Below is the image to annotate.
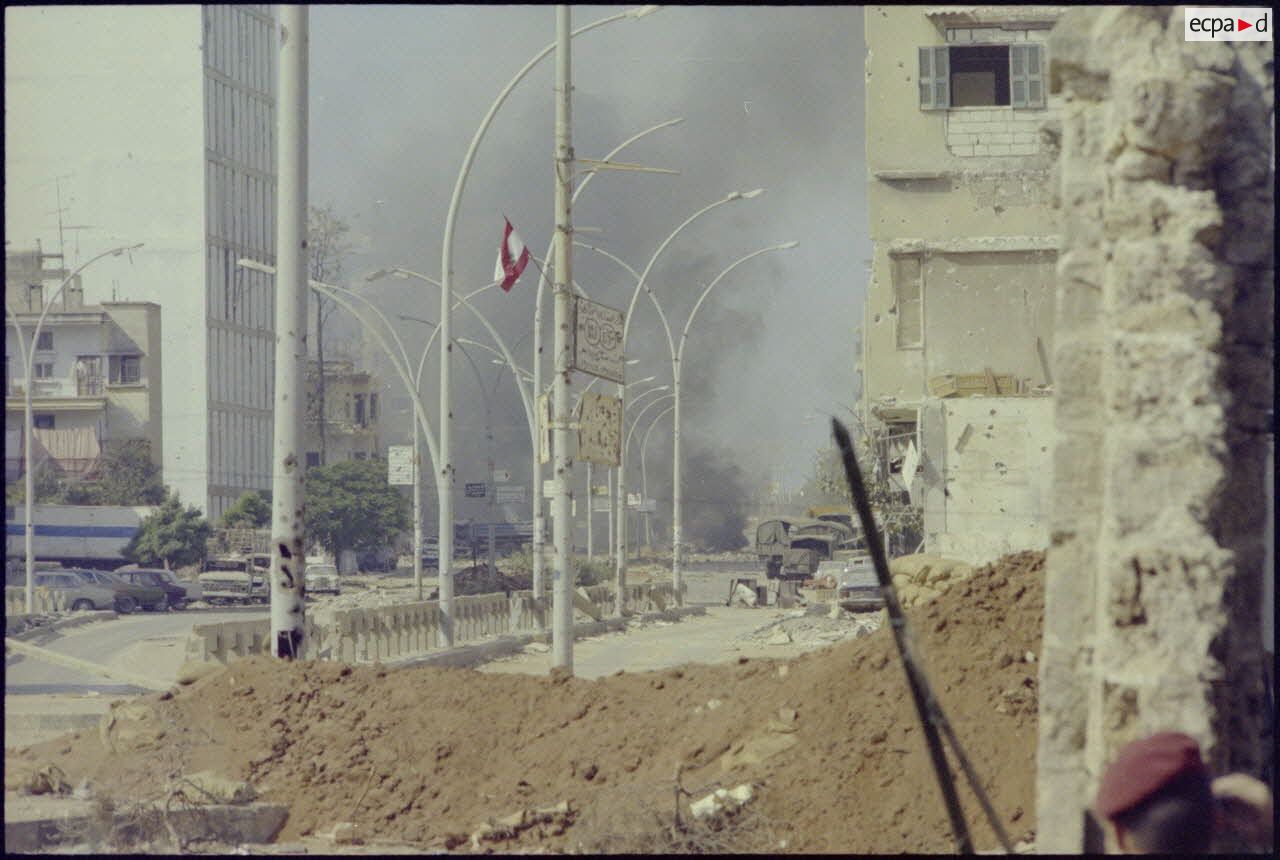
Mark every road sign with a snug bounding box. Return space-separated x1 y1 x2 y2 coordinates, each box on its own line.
636 499 657 513
542 479 563 499
387 445 415 485
465 482 487 498
571 295 625 383
577 392 622 466
590 484 610 496
496 485 525 504
493 469 513 483
626 492 642 508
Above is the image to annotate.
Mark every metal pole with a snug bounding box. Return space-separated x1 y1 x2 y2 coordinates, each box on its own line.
551 4 575 672
607 467 615 560
269 4 308 659
412 417 423 601
586 461 594 560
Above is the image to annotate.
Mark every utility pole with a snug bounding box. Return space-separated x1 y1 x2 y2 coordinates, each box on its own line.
551 4 575 672
269 4 308 659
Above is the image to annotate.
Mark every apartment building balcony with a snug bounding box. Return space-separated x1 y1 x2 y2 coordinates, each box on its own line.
6 376 108 413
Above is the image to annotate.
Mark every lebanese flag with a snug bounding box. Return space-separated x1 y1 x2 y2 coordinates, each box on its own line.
494 218 530 292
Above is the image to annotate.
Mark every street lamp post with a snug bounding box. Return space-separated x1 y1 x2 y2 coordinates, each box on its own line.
610 190 764 610
671 243 798 589
438 5 659 653
623 392 675 553
529 115 681 601
639 404 675 548
400 317 495 602
7 242 143 613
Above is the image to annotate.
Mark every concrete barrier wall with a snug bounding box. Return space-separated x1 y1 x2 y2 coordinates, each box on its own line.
5 586 68 616
184 581 679 668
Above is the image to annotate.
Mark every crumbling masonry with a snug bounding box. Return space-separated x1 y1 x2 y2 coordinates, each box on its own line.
1035 7 1273 853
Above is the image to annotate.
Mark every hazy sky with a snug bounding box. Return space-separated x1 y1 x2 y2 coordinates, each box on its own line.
308 5 869 500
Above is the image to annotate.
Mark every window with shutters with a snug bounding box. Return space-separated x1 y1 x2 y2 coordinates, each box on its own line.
892 254 924 349
919 42 1044 110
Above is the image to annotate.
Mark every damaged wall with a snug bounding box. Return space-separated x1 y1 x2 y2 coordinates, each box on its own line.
1035 7 1273 852
919 395 1054 564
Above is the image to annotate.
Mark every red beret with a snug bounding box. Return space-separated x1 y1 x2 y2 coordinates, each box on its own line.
1095 732 1211 821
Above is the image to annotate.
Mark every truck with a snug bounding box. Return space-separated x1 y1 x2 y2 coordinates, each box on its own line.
5 504 158 569
198 528 270 604
755 516 859 580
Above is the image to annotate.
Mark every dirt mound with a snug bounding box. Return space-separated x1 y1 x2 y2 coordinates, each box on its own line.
13 550 1045 852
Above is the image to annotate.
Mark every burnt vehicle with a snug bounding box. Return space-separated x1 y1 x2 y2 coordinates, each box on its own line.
755 516 859 580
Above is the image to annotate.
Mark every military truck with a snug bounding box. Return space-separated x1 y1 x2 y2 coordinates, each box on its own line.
198 528 270 604
755 516 859 580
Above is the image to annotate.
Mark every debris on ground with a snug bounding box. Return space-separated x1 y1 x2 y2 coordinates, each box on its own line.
11 550 1045 853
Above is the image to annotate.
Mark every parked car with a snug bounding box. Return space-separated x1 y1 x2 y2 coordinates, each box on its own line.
116 564 203 603
33 571 117 612
304 562 341 595
68 568 166 613
114 568 189 610
833 556 884 613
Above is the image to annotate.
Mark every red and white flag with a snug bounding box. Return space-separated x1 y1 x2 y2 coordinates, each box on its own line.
494 218 530 292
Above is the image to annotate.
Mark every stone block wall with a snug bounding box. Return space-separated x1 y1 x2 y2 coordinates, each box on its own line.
1035 7 1273 852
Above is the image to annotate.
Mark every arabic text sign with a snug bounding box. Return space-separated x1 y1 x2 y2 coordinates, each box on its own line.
464 482 487 498
572 296 625 383
577 393 622 466
387 445 415 486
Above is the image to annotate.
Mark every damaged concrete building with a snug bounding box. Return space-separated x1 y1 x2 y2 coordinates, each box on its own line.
860 6 1065 563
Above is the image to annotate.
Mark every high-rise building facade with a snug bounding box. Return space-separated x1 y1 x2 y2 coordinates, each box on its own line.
5 5 278 520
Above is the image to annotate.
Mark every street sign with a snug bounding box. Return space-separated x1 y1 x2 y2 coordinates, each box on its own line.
591 498 611 513
493 469 513 483
626 492 642 508
537 393 552 465
571 295 625 383
577 392 622 466
387 445 415 486
542 479 563 499
496 485 525 504
465 482 487 498
636 499 657 513
590 484 610 496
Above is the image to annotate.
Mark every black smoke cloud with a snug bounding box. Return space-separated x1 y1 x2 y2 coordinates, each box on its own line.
310 6 868 521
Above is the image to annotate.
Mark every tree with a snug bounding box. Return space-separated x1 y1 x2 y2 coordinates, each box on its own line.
5 462 63 505
308 203 355 467
123 490 212 570
220 490 271 528
90 439 166 505
800 427 923 556
305 458 410 557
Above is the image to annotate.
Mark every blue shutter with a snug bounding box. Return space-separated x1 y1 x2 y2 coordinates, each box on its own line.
919 46 950 110
1010 44 1045 108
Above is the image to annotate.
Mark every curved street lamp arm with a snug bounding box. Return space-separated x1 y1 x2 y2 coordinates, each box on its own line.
639 403 675 488
412 283 499 392
623 193 760 347
316 281 416 396
625 392 675 452
576 241 676 363
309 282 441 476
395 269 535 445
24 243 144 368
442 7 655 300
534 116 684 351
678 243 798 365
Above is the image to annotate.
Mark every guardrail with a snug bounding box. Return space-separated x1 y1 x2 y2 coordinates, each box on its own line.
183 581 683 669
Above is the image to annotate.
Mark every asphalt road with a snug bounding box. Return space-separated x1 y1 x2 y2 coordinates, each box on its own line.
5 609 267 696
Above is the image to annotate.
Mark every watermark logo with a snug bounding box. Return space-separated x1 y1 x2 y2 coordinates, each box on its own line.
1185 7 1272 41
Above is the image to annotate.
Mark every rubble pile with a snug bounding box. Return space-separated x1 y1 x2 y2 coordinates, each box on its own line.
11 551 1045 853
739 607 883 647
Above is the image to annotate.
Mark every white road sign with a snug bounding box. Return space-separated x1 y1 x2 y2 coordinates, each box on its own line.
493 469 513 483
387 445 415 485
571 296 625 383
577 393 622 466
496 485 525 504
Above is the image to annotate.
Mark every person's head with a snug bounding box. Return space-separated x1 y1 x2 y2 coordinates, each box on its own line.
1094 732 1214 854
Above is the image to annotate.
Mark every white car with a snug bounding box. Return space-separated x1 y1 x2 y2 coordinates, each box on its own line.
304 562 341 595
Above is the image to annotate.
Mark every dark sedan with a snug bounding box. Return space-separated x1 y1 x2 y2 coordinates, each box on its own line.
114 568 189 610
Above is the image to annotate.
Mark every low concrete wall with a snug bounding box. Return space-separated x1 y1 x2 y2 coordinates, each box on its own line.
5 586 68 616
183 581 682 669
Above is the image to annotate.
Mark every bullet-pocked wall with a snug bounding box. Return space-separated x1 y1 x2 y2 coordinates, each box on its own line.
1035 7 1274 852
